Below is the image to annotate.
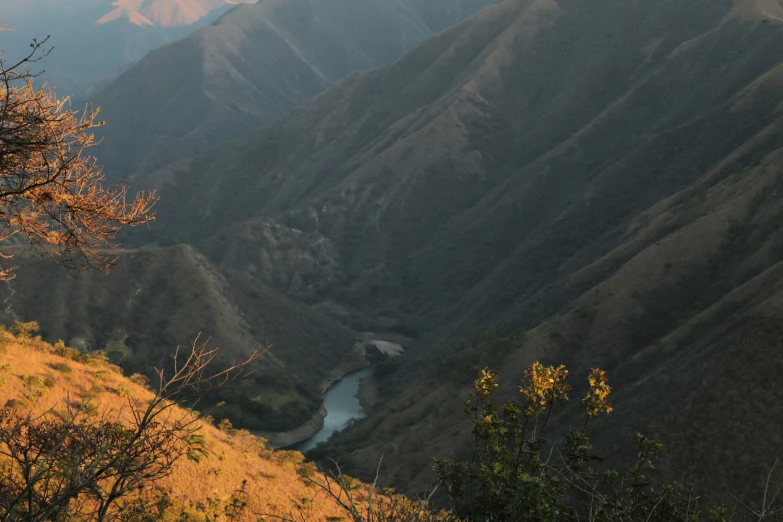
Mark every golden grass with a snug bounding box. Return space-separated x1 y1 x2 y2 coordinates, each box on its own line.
0 331 350 521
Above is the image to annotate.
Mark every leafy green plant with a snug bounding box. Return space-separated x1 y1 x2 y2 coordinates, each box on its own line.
434 364 777 522
116 383 130 397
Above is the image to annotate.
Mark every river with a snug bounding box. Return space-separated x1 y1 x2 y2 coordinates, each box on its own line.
291 366 374 453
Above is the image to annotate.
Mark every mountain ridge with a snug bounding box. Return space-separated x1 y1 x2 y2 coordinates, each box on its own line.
121 0 783 499
91 0 501 180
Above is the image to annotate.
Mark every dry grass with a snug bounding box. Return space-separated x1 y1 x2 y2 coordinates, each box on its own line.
0 331 351 521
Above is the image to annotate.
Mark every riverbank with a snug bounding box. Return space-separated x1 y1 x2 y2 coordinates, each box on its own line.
259 337 405 448
258 405 328 448
259 343 369 448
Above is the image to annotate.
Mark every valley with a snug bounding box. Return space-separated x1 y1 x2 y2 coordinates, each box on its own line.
2 0 783 517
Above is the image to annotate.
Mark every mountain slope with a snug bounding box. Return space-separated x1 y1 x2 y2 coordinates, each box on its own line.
0 245 356 433
91 0 499 180
0 333 352 520
0 0 255 96
133 0 783 498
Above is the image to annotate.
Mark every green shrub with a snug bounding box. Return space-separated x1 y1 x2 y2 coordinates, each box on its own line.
434 365 747 522
103 341 131 365
116 383 130 397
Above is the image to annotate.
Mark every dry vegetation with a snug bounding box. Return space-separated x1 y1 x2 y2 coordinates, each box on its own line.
0 36 155 279
0 330 354 521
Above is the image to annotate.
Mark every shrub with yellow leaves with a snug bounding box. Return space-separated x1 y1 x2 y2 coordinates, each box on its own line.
433 362 755 522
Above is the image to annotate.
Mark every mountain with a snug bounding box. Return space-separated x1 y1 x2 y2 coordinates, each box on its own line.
0 0 255 97
98 0 254 27
133 0 783 500
0 244 357 432
90 0 500 180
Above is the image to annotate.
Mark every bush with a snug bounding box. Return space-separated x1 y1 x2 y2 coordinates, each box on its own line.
11 321 39 341
129 373 150 387
48 361 73 373
116 383 130 397
101 342 130 365
434 365 770 522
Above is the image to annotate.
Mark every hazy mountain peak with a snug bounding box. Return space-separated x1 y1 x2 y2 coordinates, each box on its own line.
96 6 156 26
97 0 257 28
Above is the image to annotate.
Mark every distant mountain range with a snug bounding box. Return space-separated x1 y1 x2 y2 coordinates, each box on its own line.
128 0 783 501
90 0 500 180
0 0 256 96
0 0 498 435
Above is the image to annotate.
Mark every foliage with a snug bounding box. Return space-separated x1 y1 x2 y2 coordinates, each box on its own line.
434 364 781 521
104 341 133 365
10 321 39 341
129 373 150 387
0 37 156 279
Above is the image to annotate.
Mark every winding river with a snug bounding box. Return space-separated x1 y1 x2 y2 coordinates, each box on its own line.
292 367 374 452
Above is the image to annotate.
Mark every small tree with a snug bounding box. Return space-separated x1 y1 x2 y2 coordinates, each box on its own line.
0 336 259 521
434 365 779 522
0 35 156 279
10 320 39 340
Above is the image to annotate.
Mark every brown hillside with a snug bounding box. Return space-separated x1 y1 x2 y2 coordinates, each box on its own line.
0 333 348 521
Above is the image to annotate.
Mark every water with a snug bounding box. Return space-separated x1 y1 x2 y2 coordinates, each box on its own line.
292 367 373 453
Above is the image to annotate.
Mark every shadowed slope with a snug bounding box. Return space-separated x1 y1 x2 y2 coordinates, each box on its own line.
133 0 783 498
0 245 356 432
91 0 500 180
0 333 352 520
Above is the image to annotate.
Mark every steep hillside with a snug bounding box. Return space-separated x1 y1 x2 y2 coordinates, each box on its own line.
91 0 499 180
0 245 356 433
0 0 254 96
0 332 352 520
130 0 783 499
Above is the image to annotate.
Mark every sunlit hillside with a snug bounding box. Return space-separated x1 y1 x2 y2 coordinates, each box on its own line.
0 330 348 521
